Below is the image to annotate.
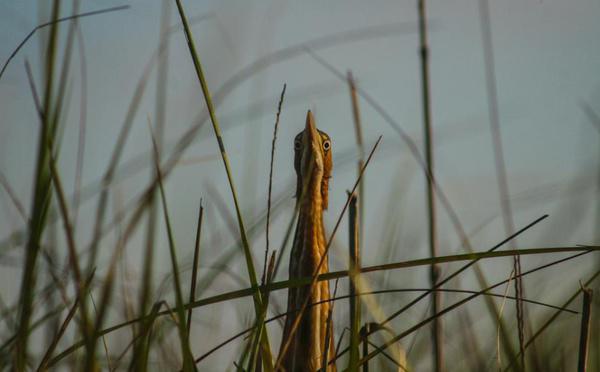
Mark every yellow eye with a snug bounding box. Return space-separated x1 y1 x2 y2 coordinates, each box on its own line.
294 139 302 150
322 140 331 151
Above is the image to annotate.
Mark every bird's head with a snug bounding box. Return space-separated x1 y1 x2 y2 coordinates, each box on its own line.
294 110 332 209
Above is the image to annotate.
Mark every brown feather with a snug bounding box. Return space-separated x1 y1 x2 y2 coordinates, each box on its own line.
279 111 336 371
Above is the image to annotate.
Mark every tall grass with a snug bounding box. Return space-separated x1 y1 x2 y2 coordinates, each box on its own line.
0 2 598 371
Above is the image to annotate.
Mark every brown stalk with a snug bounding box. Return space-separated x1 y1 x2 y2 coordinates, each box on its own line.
577 286 593 372
416 1 443 370
347 72 365 241
361 323 370 372
348 192 361 371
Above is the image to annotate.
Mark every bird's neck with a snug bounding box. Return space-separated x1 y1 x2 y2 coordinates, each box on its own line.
294 184 328 272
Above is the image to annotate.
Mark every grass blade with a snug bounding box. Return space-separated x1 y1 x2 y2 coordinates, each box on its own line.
187 200 204 337
321 279 339 372
262 83 286 283
45 245 599 367
504 268 600 371
347 193 361 372
173 1 273 369
15 2 61 368
248 83 286 372
0 5 129 81
416 1 443 369
346 72 365 243
355 251 593 367
36 271 94 371
577 286 593 372
151 131 196 371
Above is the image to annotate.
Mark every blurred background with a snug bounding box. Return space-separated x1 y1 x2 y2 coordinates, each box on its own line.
0 0 599 370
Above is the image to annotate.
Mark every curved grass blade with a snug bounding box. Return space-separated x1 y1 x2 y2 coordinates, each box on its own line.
0 5 129 81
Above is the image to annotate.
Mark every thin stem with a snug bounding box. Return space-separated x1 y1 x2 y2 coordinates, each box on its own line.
263 84 286 283
416 0 442 370
187 200 204 336
348 193 361 371
578 287 593 372
347 71 365 244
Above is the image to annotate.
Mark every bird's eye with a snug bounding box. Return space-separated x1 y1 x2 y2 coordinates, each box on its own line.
294 139 302 150
322 140 331 151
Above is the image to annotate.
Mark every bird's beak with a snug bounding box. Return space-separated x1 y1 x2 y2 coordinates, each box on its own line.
304 110 321 156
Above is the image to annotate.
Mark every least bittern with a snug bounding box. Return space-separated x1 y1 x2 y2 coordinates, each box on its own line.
278 111 336 371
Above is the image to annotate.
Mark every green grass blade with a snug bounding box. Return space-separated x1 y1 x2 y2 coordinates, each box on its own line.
151 133 196 371
14 2 61 368
173 1 273 369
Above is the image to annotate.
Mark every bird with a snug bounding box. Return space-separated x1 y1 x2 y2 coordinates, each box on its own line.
278 110 336 371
